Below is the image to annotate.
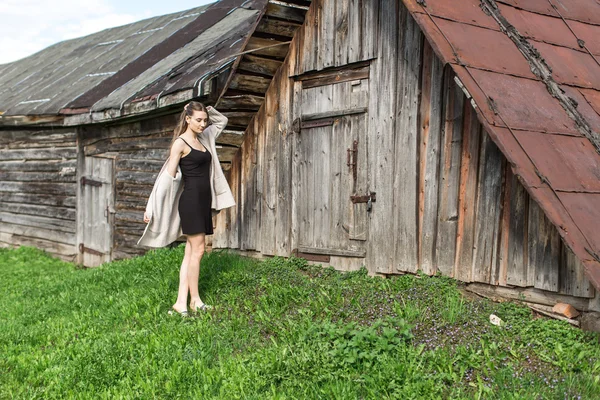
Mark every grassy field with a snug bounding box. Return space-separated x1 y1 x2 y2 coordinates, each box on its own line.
1 245 599 399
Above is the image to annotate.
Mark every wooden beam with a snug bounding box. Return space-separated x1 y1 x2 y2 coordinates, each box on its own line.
296 246 366 258
218 95 265 110
255 18 301 38
245 37 290 59
229 73 272 94
265 2 307 23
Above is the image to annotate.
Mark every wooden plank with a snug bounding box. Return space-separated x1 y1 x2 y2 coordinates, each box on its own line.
297 246 366 258
300 0 316 74
350 115 369 241
528 200 560 291
318 0 335 69
301 107 367 122
471 132 504 283
115 159 164 172
560 244 595 298
435 71 464 276
260 94 278 255
290 80 302 253
0 181 76 196
362 0 379 61
391 4 420 274
505 174 530 287
0 130 75 145
347 0 362 64
300 66 369 89
335 0 349 66
216 130 245 147
418 41 444 275
497 165 512 286
454 103 481 282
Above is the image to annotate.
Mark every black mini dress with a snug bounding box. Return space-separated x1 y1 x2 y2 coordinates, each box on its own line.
177 137 214 235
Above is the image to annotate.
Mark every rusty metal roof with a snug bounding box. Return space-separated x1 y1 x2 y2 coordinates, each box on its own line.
0 0 267 118
403 0 600 289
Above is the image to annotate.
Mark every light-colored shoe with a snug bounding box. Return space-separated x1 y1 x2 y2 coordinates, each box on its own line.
190 301 213 312
168 306 189 317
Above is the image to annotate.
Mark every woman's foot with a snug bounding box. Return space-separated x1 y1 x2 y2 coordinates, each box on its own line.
169 304 189 317
190 299 213 312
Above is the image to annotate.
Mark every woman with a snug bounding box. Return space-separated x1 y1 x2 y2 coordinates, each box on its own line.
139 101 236 316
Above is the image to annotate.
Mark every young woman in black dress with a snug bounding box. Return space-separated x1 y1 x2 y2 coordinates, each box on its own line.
144 102 216 315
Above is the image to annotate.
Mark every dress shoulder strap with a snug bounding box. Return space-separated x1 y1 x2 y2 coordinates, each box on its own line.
177 137 193 149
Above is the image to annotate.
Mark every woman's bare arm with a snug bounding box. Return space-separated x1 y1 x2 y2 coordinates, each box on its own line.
166 138 186 178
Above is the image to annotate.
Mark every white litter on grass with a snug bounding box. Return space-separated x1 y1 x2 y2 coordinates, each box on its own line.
489 314 504 326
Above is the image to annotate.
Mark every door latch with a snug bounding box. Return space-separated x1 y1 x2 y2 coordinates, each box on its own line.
350 192 376 212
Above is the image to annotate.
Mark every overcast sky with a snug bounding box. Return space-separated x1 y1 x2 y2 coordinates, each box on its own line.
0 0 214 64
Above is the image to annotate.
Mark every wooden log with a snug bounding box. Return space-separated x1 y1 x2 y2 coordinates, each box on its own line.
0 202 76 221
454 102 481 282
0 130 75 145
0 211 76 233
115 171 157 185
0 147 77 161
245 37 290 59
115 182 152 198
218 95 265 110
229 73 272 94
216 129 245 147
0 181 76 196
0 223 76 245
0 192 76 208
265 2 307 23
0 160 76 172
298 65 370 89
115 159 164 172
238 54 283 76
85 138 170 156
436 71 464 276
221 111 256 128
0 233 77 260
0 171 75 183
466 282 591 311
255 17 301 38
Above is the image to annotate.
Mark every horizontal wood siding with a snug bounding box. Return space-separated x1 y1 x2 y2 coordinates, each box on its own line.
0 128 78 261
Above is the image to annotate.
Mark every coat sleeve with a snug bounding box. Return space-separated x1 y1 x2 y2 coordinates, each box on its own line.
144 158 170 221
205 106 228 141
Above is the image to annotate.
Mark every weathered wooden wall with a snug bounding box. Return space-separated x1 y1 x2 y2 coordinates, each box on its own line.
0 127 78 261
216 0 596 307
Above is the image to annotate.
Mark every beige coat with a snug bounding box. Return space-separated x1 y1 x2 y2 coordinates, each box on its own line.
137 107 235 248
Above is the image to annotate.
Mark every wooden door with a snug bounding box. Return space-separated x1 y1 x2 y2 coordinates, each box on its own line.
78 156 115 266
294 74 370 259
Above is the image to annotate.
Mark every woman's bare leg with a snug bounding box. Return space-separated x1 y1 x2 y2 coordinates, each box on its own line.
186 232 207 309
172 239 192 312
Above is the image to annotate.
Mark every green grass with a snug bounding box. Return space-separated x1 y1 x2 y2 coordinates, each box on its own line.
1 245 599 399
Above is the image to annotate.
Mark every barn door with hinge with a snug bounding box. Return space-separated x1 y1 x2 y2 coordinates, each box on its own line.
293 70 370 260
78 156 115 267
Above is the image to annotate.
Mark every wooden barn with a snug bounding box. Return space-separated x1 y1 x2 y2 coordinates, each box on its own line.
2 0 600 317
0 0 309 265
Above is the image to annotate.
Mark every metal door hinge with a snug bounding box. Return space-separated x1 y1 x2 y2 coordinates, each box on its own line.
79 243 105 256
80 176 102 187
346 140 358 181
351 192 376 211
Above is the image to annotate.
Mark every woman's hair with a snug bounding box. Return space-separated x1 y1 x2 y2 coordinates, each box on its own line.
170 101 209 149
